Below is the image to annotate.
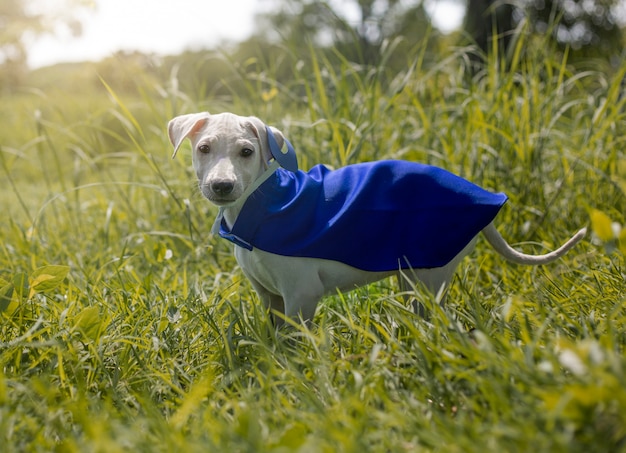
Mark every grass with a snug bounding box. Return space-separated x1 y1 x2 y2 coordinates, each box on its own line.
1 34 626 452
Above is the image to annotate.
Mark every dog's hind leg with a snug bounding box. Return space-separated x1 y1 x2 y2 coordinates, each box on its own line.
399 268 453 317
399 238 478 316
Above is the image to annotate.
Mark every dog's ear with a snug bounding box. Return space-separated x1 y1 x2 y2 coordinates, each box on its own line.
168 113 210 158
246 117 284 162
267 126 285 148
245 116 297 171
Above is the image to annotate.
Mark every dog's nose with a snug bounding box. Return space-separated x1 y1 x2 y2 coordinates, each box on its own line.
211 180 235 196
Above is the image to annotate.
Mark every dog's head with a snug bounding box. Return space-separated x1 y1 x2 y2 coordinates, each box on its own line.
168 112 285 206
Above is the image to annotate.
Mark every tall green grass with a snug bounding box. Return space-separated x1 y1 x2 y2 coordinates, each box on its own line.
1 34 625 452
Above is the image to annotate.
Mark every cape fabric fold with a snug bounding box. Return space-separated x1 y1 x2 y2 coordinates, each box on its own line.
219 160 507 271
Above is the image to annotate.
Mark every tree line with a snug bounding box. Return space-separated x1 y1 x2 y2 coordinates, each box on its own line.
1 0 625 94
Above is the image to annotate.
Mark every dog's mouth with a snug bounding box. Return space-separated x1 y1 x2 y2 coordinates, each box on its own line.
200 186 240 206
207 196 240 206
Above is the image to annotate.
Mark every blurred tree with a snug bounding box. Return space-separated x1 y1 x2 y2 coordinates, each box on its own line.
256 0 432 65
463 0 625 66
0 0 92 92
527 0 624 59
463 0 515 65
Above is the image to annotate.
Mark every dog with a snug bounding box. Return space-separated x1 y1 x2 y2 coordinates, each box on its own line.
168 112 586 325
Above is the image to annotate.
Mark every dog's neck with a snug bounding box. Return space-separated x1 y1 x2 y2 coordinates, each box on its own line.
210 160 280 236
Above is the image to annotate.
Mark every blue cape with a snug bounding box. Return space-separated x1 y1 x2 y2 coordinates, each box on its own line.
219 160 507 271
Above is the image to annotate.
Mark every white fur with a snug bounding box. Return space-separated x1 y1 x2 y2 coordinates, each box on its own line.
169 112 586 324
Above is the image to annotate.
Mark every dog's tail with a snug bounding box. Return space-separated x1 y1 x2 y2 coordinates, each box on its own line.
482 223 587 265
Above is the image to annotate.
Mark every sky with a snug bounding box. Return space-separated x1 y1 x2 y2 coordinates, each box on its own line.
27 0 465 69
28 0 261 68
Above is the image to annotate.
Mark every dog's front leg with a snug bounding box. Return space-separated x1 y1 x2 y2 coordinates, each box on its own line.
271 265 325 325
281 285 324 325
235 248 324 326
256 284 321 326
240 270 286 325
247 270 323 326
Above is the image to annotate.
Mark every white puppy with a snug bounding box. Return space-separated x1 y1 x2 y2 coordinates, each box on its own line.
168 112 586 325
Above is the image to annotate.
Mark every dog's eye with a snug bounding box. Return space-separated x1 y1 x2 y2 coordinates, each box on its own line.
198 144 210 153
240 148 254 157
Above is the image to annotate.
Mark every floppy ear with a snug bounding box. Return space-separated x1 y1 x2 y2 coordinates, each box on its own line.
167 112 210 158
245 116 297 171
267 126 285 149
246 117 284 162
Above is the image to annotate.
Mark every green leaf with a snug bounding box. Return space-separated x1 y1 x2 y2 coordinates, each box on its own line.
29 265 70 298
590 209 615 242
157 316 169 334
73 306 104 341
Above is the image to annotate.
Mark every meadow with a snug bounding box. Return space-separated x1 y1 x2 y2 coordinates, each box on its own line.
1 35 625 452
